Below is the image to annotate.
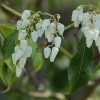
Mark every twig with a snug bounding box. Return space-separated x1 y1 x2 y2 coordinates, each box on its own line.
60 46 73 58
0 3 21 17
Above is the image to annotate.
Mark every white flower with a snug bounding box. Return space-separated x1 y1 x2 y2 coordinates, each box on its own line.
20 40 28 50
21 10 31 20
17 20 22 30
93 29 99 40
45 28 53 42
31 31 38 42
15 50 24 60
16 65 22 77
12 53 17 65
50 47 59 62
95 36 100 46
86 38 93 48
82 26 90 37
44 47 51 58
42 19 50 30
25 46 32 57
50 22 56 34
22 19 30 28
72 10 79 21
54 36 61 48
18 30 27 40
74 19 80 27
19 56 27 69
57 23 64 35
36 23 44 37
14 45 21 53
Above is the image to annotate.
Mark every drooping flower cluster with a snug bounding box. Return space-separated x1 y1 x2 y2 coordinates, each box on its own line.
72 5 100 52
12 10 64 77
31 17 64 62
12 10 32 77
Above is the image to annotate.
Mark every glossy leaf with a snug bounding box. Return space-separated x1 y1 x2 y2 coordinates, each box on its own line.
2 64 16 93
2 29 18 60
28 38 43 71
68 35 93 92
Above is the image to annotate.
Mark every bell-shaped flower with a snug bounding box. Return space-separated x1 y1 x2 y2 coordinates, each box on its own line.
37 29 44 37
36 23 42 29
42 19 50 30
20 40 28 50
50 47 59 62
17 20 22 30
16 65 22 77
74 19 80 27
25 46 32 57
45 28 53 42
21 10 31 20
31 31 38 42
18 30 27 40
44 47 51 58
15 50 24 60
86 30 94 41
22 19 30 28
19 56 27 69
72 10 79 21
82 26 90 37
12 53 17 65
50 23 56 34
14 45 21 53
57 23 64 36
54 36 61 48
93 29 99 40
86 38 93 48
95 36 100 46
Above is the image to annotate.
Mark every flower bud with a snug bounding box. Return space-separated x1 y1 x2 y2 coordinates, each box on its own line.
17 20 22 30
57 23 64 36
25 46 32 57
50 47 59 62
57 14 61 20
19 56 27 69
54 36 61 48
18 30 27 40
31 31 38 42
20 40 28 50
21 10 31 20
44 47 51 58
16 65 22 77
42 19 50 30
15 50 24 60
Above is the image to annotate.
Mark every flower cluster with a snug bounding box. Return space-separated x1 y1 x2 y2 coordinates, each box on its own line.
12 10 64 77
31 18 64 62
12 10 32 77
72 5 100 52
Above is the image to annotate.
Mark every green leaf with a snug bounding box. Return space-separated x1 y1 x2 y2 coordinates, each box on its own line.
0 24 16 37
2 29 18 60
5 57 15 72
28 38 43 71
68 35 93 92
2 64 16 93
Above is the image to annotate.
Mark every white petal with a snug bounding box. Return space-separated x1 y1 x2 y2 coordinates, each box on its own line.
71 10 78 21
95 36 100 46
16 65 22 77
22 19 30 28
82 26 90 37
15 50 24 60
31 31 38 42
74 19 80 27
93 29 99 40
14 45 21 53
17 20 22 30
37 29 44 37
57 23 64 35
42 19 50 30
45 28 53 42
12 53 17 65
50 47 59 62
86 30 94 41
44 47 51 58
18 30 27 40
54 36 61 48
36 23 42 29
50 23 56 30
19 56 27 69
21 10 31 20
20 40 28 50
86 38 93 48
25 46 32 57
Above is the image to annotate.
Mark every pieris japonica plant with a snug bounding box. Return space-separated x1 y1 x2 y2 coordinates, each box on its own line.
0 4 100 95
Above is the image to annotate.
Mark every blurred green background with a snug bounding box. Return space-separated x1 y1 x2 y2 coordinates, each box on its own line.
0 0 100 100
